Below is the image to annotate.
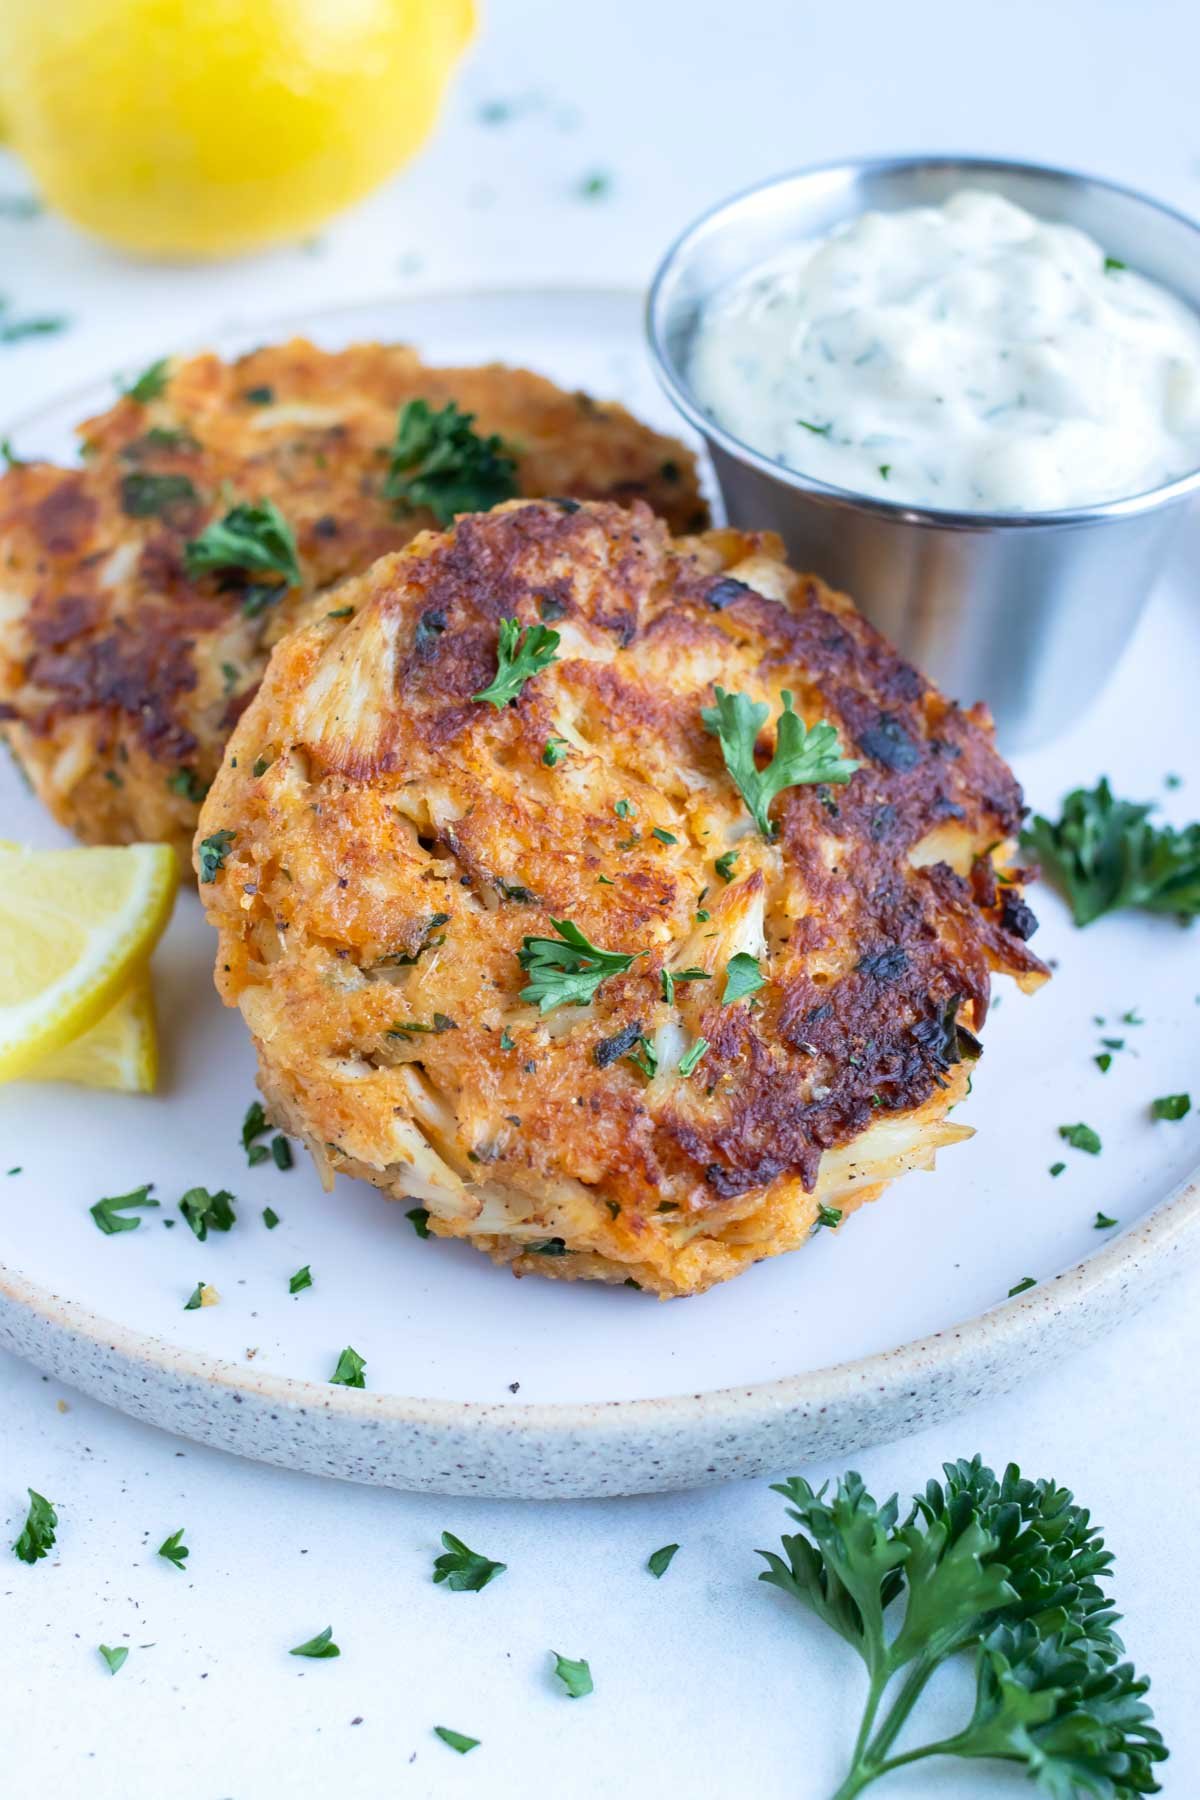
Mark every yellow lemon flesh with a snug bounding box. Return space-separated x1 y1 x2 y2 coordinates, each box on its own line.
0 841 177 1081
0 0 475 258
29 970 159 1093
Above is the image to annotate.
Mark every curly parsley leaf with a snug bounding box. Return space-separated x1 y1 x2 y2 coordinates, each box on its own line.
517 918 641 1012
384 398 517 525
758 1456 1165 1798
158 1529 189 1571
330 1346 366 1389
432 1531 507 1592
701 688 859 837
473 617 560 707
123 357 170 403
723 952 765 1005
178 1187 236 1241
434 1726 480 1754
184 499 300 587
1059 1123 1102 1155
551 1652 594 1698
98 1644 129 1675
198 829 235 882
1021 778 1200 925
90 1183 159 1235
13 1489 57 1564
289 1626 339 1659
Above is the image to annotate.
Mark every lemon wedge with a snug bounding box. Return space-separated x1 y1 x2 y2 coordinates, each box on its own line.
29 970 159 1093
0 841 177 1082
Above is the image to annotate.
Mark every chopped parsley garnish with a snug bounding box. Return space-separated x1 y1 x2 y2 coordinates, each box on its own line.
529 1238 568 1255
406 1207 431 1238
330 1346 366 1388
797 418 833 436
90 1183 158 1235
123 357 170 403
183 1280 214 1311
158 1529 189 1571
262 1206 280 1229
499 1029 515 1051
184 499 300 586
1008 1275 1037 1296
552 1652 594 1698
878 463 891 479
1 437 26 469
517 918 641 1012
289 1626 340 1659
1104 255 1127 273
1058 1122 1102 1155
660 967 709 1005
702 688 859 837
714 850 739 882
432 1531 507 1592
12 1489 57 1563
760 1455 1166 1797
723 952 765 1005
815 1204 843 1230
677 1038 709 1079
1094 1211 1119 1229
1122 1008 1145 1025
614 798 634 819
198 829 235 882
326 605 354 620
242 384 274 405
119 470 197 518
167 767 209 804
576 170 612 201
1049 1162 1066 1178
98 1644 129 1675
271 1135 293 1171
434 1726 480 1754
1151 1093 1191 1121
473 617 560 707
543 736 569 767
626 1033 658 1080
647 1544 679 1579
1094 1052 1112 1074
0 309 66 344
288 1265 313 1295
384 398 517 524
651 827 677 845
179 1186 236 1241
1021 778 1200 925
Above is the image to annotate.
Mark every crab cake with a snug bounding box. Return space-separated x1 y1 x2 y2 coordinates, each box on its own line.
196 499 1047 1299
0 340 705 860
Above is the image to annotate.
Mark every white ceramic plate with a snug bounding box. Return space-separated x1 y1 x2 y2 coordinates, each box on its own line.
2 289 1198 1499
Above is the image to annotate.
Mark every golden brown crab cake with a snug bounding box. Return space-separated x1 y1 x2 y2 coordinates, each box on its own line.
196 499 1047 1299
0 339 705 860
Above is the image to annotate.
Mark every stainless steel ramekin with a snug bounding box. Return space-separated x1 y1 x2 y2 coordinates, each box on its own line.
647 156 1200 748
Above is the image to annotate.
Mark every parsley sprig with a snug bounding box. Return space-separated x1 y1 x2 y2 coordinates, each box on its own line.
13 1489 57 1564
758 1456 1165 1799
158 1529 189 1571
432 1531 507 1592
1022 778 1200 925
517 918 642 1012
184 499 300 587
473 617 560 707
702 688 859 837
384 399 517 525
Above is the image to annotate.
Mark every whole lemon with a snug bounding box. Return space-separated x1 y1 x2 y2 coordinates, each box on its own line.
0 0 475 258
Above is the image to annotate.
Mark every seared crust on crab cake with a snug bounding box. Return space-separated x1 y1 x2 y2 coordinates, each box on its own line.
196 498 1047 1299
0 339 705 860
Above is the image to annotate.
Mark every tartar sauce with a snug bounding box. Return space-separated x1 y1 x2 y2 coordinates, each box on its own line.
688 188 1200 512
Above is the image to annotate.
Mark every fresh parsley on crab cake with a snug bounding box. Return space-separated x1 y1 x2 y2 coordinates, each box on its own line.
0 339 705 860
195 497 1047 1299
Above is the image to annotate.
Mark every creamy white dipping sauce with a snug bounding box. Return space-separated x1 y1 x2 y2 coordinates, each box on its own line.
689 188 1200 512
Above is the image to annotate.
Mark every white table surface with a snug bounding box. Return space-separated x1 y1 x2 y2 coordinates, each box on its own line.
2 2 1198 1794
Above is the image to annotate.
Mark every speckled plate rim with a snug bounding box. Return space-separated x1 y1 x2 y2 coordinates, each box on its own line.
2 286 1198 1497
2 1174 1197 1498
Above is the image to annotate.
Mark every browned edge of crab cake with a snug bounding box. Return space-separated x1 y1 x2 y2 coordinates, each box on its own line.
195 497 1047 1298
0 339 707 860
